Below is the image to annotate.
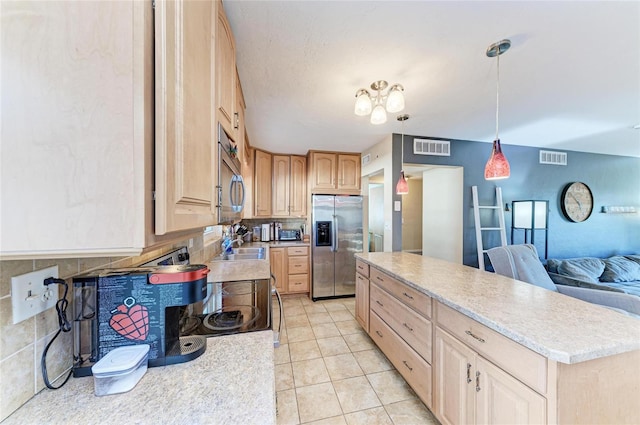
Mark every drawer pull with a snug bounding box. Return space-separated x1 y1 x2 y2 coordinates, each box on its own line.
465 330 486 343
466 363 472 383
376 300 384 307
376 276 384 282
402 360 413 372
375 330 383 338
402 322 414 332
357 265 364 270
476 371 481 392
402 292 414 300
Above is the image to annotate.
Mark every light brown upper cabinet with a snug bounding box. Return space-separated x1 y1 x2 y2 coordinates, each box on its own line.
155 0 217 235
235 68 246 162
242 135 254 219
272 155 307 217
309 151 361 194
1 1 176 258
254 149 273 217
216 3 236 139
290 156 307 216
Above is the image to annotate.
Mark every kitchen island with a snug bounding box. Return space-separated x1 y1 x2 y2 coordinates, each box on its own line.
3 331 275 425
355 252 640 424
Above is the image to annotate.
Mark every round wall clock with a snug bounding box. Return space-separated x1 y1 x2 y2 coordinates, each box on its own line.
560 182 593 222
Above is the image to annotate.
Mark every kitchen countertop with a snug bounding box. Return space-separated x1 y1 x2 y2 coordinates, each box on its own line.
3 331 275 425
356 252 640 364
206 241 309 282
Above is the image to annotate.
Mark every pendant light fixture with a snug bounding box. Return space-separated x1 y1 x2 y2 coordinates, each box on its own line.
484 39 511 180
396 114 410 195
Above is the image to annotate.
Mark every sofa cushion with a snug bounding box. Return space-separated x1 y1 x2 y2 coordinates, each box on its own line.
556 258 605 284
601 256 640 283
624 254 640 266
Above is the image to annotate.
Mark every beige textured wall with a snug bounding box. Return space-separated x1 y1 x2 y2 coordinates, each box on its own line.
401 179 423 252
0 235 221 421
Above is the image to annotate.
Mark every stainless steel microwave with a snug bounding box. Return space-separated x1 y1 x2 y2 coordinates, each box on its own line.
217 124 245 224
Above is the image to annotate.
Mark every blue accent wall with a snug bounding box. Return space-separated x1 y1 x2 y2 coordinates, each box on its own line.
392 133 640 268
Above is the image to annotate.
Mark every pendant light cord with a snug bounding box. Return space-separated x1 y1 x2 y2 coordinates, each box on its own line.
401 119 404 165
495 52 500 141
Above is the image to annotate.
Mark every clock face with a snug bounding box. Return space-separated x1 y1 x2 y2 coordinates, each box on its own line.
561 182 593 222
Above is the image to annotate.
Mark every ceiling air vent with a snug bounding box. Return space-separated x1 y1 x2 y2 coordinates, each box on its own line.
362 154 371 166
414 139 450 156
539 150 567 166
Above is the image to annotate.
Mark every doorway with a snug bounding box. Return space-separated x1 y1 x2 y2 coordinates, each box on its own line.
368 171 385 252
401 165 463 264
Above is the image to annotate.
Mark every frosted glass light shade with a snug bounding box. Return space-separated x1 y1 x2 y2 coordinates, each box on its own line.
396 171 409 195
484 139 510 180
370 104 387 125
354 90 372 116
386 85 405 113
513 201 547 229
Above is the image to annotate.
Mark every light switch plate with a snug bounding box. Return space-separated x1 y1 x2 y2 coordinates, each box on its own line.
394 201 401 211
11 266 59 324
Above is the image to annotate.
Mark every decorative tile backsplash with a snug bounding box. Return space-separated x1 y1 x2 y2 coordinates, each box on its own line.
0 234 220 421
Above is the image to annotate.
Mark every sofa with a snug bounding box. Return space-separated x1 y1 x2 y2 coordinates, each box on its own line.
546 254 640 297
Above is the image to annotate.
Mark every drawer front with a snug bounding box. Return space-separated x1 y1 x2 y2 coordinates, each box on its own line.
355 259 369 278
288 274 309 292
288 256 309 274
370 282 432 363
370 311 432 409
287 246 308 256
436 302 547 395
370 267 431 318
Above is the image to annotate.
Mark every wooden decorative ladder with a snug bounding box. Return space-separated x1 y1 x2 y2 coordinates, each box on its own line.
472 186 507 270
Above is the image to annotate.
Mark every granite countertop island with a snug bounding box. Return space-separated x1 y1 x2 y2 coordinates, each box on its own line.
356 252 640 364
3 331 275 425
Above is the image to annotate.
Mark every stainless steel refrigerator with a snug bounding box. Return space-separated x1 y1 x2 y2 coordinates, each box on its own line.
312 195 364 300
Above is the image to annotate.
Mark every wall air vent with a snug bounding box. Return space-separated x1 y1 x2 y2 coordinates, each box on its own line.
539 150 567 166
414 139 451 156
362 154 371 166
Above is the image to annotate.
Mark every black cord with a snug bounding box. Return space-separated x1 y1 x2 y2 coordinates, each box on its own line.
41 277 73 390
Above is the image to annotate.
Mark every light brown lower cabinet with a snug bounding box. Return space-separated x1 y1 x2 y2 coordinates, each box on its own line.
358 263 640 425
370 311 432 408
355 272 370 333
434 327 545 425
270 246 310 295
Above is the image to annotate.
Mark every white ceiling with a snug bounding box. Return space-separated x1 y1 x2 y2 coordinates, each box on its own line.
224 1 640 158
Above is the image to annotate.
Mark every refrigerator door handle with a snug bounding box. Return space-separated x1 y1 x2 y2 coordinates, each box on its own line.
334 214 339 252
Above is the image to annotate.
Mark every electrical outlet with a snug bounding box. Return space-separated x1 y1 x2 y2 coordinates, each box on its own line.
11 266 59 324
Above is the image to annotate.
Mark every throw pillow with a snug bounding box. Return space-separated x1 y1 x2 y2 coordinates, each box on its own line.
557 258 605 283
601 256 640 282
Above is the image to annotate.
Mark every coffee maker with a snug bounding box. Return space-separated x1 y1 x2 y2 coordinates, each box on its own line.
72 264 210 377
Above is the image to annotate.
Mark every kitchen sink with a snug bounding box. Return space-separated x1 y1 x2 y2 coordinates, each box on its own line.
232 247 265 256
213 247 266 261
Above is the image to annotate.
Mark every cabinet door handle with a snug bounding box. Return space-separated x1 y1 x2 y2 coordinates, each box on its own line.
375 300 384 307
376 275 384 282
476 371 481 392
466 363 472 383
402 360 413 372
402 292 414 300
234 112 239 129
402 322 414 332
465 330 486 343
375 330 383 338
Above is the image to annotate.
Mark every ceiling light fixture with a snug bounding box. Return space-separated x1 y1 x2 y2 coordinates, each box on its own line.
484 39 511 180
396 114 410 195
354 80 405 125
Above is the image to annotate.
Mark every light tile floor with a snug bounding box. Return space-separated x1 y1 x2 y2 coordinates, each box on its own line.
273 295 440 425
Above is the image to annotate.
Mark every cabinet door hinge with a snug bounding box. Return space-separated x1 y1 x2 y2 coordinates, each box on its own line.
152 0 156 9
152 190 156 201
